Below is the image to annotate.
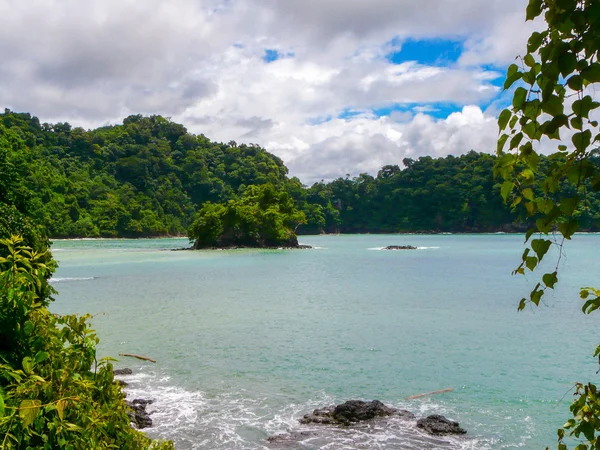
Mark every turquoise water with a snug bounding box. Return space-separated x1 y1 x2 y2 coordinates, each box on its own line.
49 235 599 449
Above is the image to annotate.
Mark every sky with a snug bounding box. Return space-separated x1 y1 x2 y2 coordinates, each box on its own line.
0 0 542 184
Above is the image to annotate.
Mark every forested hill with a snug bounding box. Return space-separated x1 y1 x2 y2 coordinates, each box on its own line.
2 110 599 238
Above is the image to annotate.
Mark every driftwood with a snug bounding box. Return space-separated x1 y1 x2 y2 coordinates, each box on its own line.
406 388 454 400
119 353 156 363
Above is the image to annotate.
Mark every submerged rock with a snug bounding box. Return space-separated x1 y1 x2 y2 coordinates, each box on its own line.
383 245 417 250
300 400 415 426
267 431 316 447
126 398 154 429
416 414 466 435
114 367 133 375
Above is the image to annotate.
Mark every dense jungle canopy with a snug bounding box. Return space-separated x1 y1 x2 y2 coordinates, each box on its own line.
2 109 600 239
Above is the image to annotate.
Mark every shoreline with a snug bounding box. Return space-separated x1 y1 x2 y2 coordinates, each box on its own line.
50 231 600 241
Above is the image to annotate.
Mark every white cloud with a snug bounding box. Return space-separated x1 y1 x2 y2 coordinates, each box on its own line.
0 0 535 182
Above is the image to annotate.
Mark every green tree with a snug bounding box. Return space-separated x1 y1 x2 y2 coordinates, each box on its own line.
0 236 173 449
188 183 306 248
496 0 600 447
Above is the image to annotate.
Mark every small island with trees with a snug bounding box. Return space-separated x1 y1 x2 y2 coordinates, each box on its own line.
187 183 308 249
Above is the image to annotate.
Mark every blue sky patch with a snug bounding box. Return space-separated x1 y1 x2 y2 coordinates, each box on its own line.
386 38 464 66
263 49 280 63
263 49 295 63
373 103 463 120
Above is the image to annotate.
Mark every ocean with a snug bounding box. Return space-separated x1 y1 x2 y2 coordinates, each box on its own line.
49 234 599 449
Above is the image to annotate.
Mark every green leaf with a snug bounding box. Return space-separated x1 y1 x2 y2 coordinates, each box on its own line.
526 0 543 20
558 52 577 77
513 87 528 109
542 271 558 289
525 256 538 271
507 63 519 78
559 196 579 215
509 132 524 150
530 285 543 305
541 95 564 116
504 72 523 90
527 32 544 53
35 351 49 364
500 181 514 201
0 391 4 418
531 238 552 260
558 219 578 239
572 129 592 151
57 399 66 421
567 74 583 90
22 357 33 375
524 53 536 68
525 228 536 241
522 187 535 200
19 399 41 428
498 109 511 131
582 63 600 83
497 134 509 153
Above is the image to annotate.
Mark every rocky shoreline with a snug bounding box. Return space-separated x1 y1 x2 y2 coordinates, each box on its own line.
114 368 154 429
113 370 467 443
174 244 313 251
270 400 466 445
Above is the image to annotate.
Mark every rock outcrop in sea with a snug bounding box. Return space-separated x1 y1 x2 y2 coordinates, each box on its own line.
268 399 467 445
299 400 414 426
126 398 154 429
416 414 467 435
113 367 154 429
383 245 417 250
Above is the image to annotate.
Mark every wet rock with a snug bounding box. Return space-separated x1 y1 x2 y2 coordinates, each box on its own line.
299 406 337 425
126 398 153 429
114 368 133 375
416 414 466 435
267 431 316 447
300 400 415 426
383 245 417 250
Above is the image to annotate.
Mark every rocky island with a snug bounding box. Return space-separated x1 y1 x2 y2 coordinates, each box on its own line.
188 184 308 249
384 245 417 250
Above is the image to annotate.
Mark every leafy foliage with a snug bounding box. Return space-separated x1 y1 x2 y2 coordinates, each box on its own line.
0 235 173 449
1 111 291 238
6 110 598 238
188 183 306 248
496 0 600 448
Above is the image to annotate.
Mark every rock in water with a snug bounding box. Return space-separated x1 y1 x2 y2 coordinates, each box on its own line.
416 414 466 435
114 367 133 375
126 398 153 429
383 245 417 250
300 400 415 426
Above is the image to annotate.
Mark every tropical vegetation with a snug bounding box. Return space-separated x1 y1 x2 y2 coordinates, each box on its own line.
4 108 600 239
0 128 173 448
497 0 600 447
188 183 306 248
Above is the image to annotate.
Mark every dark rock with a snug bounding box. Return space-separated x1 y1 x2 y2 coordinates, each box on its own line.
416 414 466 436
383 245 417 250
126 398 154 429
267 431 315 446
299 405 336 424
300 400 415 426
113 379 128 387
114 368 133 375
